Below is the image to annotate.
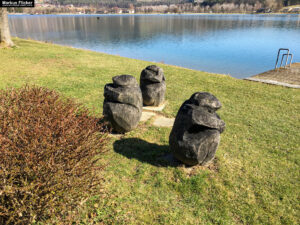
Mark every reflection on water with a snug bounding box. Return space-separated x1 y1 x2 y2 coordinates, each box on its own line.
9 14 300 78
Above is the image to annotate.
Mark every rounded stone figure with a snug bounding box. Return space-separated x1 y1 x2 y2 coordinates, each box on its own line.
103 75 142 133
169 92 225 166
140 65 166 106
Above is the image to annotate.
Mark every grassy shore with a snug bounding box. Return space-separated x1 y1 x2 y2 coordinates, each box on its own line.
1 38 299 224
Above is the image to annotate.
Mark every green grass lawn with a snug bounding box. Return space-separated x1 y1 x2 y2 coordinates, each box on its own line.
1 38 299 224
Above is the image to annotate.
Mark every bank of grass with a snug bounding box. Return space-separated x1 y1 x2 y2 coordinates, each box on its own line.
1 38 299 224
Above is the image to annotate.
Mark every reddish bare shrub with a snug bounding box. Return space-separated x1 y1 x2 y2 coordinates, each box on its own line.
0 86 109 224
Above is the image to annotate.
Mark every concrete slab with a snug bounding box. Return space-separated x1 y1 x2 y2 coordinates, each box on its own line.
153 116 175 128
140 111 156 122
143 101 167 112
245 78 300 89
245 62 300 88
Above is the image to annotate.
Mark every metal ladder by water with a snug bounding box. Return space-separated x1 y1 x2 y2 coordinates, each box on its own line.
275 48 293 69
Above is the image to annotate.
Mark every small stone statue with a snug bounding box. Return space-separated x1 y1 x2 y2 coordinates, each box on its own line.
169 92 225 166
140 65 166 106
103 75 142 133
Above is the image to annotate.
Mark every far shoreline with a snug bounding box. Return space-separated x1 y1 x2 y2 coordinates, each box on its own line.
8 12 300 16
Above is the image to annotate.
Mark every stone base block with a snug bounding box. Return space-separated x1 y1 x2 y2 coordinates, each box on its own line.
143 101 167 112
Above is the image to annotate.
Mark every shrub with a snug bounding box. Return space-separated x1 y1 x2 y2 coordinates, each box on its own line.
0 86 109 224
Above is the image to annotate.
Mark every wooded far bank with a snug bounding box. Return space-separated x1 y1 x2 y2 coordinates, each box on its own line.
8 0 300 14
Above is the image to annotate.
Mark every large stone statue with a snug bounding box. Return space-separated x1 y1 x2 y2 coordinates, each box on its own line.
169 92 225 166
103 75 142 133
140 65 166 106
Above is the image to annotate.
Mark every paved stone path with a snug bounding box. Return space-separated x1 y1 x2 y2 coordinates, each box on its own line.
153 116 175 127
140 111 156 122
245 63 300 88
140 102 175 128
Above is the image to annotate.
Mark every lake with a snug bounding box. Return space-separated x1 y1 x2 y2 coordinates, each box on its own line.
8 14 300 78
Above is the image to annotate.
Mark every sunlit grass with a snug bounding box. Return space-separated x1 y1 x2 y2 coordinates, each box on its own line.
1 38 299 224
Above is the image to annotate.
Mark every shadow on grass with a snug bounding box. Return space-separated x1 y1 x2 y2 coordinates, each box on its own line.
113 138 181 167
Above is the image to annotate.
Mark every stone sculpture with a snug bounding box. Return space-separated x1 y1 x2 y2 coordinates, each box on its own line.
169 92 225 166
140 65 166 106
103 75 142 133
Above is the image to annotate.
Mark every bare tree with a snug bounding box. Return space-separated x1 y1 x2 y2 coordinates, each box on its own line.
0 8 14 47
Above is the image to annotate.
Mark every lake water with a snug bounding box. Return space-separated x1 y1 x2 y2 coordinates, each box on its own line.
8 14 300 78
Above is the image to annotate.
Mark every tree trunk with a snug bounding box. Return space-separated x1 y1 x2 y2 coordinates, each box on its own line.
0 8 14 47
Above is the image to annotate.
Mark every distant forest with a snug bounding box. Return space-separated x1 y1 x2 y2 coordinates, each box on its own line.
50 0 300 7
10 0 300 14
